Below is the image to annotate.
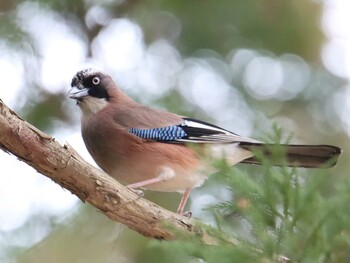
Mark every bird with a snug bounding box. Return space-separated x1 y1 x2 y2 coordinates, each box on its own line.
68 68 342 214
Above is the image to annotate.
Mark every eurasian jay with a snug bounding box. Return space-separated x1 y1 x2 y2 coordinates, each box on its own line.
68 68 341 214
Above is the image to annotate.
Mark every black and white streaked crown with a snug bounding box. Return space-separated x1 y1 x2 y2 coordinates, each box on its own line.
71 68 101 88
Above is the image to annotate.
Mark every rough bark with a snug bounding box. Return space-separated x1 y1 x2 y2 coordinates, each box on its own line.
0 99 200 240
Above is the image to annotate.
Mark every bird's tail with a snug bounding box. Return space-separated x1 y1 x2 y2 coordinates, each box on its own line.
239 143 341 168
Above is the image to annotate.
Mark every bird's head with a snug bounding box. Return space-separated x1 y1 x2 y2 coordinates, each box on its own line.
68 69 111 114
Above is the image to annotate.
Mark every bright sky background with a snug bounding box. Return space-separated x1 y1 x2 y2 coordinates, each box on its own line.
0 0 349 249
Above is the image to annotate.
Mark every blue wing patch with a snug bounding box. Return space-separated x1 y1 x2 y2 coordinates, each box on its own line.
128 126 188 141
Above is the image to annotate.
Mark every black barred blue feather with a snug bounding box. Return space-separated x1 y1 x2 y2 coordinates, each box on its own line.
128 126 188 141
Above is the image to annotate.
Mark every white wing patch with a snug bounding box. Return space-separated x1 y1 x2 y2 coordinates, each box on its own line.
178 118 260 144
183 119 227 133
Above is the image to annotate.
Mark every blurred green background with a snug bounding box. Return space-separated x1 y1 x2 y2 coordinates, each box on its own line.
0 0 349 262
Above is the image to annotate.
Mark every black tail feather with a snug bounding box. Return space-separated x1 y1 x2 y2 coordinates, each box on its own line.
239 143 342 168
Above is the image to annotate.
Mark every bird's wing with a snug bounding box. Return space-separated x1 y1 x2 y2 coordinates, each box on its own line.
128 117 260 144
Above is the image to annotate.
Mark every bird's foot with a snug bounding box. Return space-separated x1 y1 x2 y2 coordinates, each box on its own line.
127 186 144 198
181 211 192 219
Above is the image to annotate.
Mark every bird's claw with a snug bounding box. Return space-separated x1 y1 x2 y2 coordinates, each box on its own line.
127 186 144 198
182 211 192 219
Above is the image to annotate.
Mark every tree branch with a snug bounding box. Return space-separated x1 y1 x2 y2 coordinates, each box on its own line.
0 99 199 240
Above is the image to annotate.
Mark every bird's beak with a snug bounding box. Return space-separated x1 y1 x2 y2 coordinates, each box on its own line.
67 86 89 100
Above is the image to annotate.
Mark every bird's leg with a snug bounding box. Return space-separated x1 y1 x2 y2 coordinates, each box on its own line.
127 168 192 216
127 167 175 196
177 188 192 216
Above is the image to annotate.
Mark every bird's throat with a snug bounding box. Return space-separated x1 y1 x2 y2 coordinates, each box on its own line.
79 97 108 116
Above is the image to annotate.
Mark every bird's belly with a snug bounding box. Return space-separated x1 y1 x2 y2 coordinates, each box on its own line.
122 165 208 192
145 173 207 192
107 153 207 192
85 136 205 192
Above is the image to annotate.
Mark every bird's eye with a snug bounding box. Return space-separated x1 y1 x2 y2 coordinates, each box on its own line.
92 76 100 85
